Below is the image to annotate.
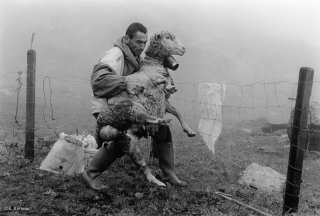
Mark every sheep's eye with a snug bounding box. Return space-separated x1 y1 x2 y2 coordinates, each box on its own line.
165 36 171 40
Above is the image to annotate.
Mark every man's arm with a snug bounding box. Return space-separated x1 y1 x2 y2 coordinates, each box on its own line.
91 62 127 99
91 63 144 98
91 47 143 99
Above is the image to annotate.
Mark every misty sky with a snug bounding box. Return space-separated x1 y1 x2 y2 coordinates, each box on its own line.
1 0 319 102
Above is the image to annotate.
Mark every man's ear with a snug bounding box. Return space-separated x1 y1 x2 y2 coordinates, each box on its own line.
124 35 130 44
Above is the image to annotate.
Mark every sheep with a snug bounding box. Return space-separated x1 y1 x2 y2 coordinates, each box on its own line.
96 30 196 187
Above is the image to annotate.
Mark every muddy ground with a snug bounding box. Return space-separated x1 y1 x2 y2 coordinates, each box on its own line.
1 113 319 216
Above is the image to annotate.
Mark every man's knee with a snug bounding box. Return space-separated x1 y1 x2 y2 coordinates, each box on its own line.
100 125 121 141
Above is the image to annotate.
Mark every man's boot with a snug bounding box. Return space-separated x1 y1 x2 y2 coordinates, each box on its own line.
83 141 123 190
156 125 187 187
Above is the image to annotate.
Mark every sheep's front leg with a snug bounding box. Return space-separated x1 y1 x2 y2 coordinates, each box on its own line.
125 132 166 187
143 115 172 125
165 102 196 137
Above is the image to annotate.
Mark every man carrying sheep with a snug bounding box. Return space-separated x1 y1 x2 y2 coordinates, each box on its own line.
83 22 187 191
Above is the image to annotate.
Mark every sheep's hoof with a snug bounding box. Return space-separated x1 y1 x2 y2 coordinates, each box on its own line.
143 167 166 187
155 78 167 85
147 174 166 187
184 128 196 137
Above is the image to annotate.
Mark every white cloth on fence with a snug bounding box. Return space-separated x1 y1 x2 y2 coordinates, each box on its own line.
198 83 226 154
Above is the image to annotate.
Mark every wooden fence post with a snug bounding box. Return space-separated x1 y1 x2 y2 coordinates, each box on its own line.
283 67 314 214
25 48 36 159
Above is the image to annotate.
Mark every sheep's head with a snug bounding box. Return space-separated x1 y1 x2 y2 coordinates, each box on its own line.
145 30 186 60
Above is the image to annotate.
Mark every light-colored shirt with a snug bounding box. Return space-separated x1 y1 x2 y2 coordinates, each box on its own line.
91 47 125 114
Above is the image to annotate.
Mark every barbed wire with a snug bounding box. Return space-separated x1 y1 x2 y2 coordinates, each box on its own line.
5 78 318 119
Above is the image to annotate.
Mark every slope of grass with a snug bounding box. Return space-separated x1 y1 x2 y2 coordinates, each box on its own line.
0 114 319 216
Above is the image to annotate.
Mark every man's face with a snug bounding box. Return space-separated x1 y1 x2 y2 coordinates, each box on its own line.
127 31 148 57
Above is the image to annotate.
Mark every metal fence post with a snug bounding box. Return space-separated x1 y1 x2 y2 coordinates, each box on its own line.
25 49 36 159
283 67 314 214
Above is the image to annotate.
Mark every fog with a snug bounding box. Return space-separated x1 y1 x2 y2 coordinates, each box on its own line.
1 0 320 126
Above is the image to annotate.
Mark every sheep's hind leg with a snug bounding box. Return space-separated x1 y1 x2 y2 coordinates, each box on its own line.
126 132 166 187
165 102 196 137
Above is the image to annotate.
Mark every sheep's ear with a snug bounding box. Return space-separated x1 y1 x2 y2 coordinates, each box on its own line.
155 34 161 40
152 34 161 47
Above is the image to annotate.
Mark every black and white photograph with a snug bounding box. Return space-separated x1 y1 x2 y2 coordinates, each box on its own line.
0 0 319 215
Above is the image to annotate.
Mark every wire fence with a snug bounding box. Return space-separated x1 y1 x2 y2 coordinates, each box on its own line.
0 70 320 214
1 71 320 153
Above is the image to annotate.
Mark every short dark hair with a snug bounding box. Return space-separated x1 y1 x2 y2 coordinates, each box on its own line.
125 22 147 38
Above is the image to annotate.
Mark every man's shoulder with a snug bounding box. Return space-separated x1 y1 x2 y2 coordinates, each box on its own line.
101 47 123 59
99 47 124 65
99 47 124 74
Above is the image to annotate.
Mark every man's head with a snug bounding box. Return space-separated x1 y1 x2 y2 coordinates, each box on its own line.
124 22 148 57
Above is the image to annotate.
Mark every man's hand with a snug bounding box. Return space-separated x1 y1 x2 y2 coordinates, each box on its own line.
154 78 167 85
125 77 144 95
165 85 177 94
